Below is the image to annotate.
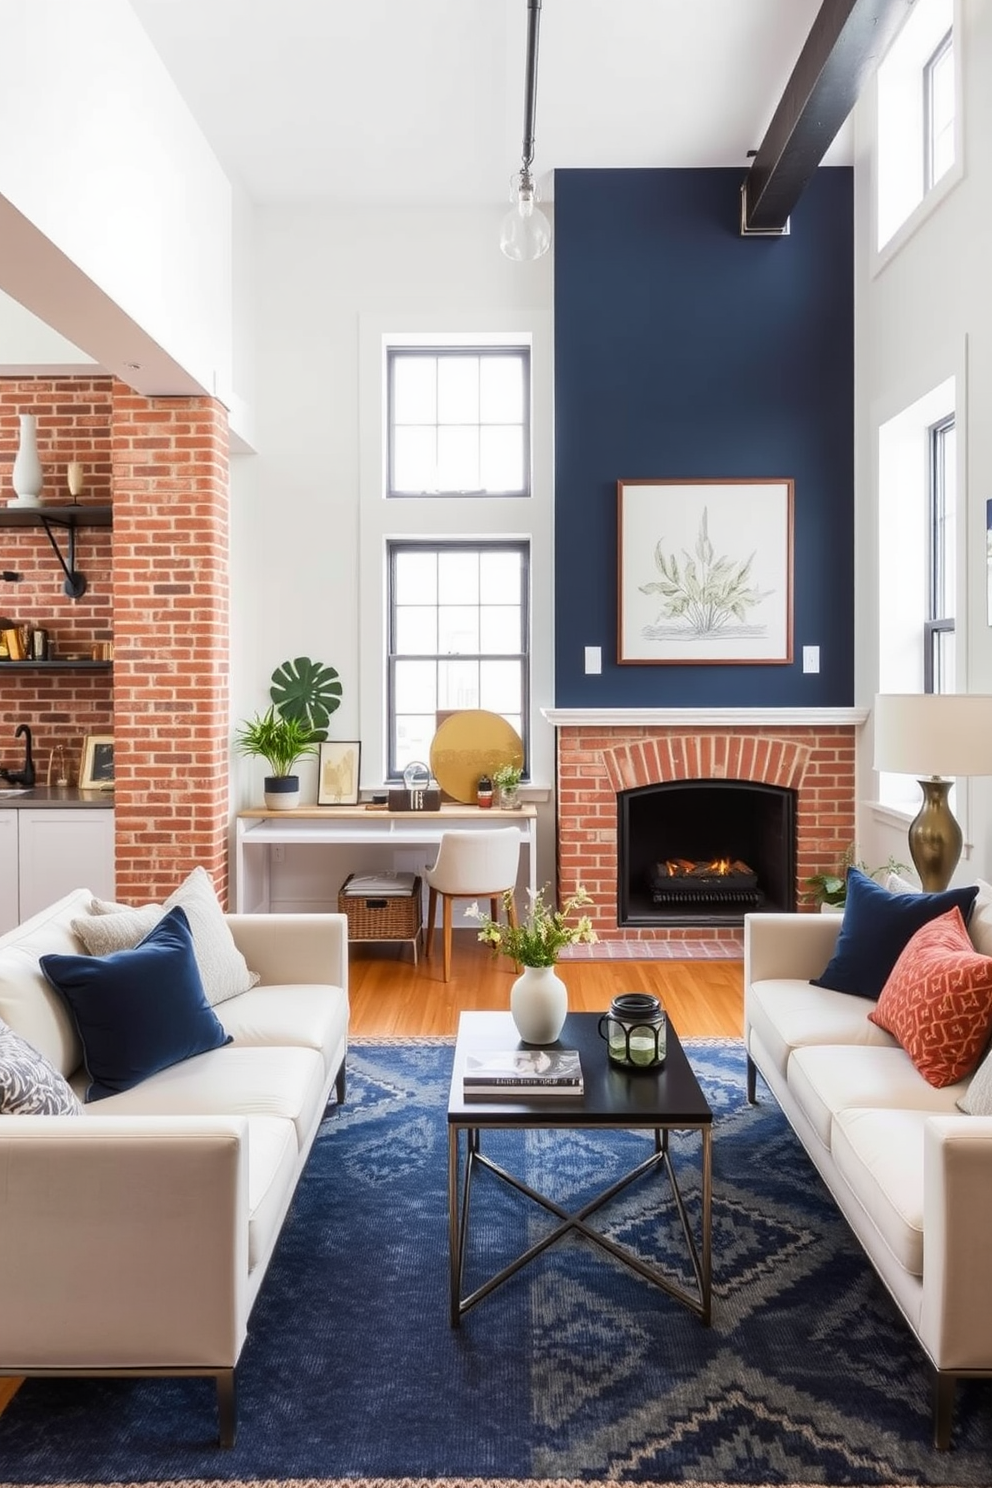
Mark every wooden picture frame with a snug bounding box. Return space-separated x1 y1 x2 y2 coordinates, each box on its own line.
317 741 361 806
80 734 115 790
617 478 794 665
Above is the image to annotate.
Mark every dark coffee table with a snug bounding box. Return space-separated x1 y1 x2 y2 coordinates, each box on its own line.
447 1010 713 1325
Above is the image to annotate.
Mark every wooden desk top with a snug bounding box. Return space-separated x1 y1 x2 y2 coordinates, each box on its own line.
238 802 537 822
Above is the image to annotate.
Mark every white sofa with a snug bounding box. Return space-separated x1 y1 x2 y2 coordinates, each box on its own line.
744 909 992 1449
0 888 349 1446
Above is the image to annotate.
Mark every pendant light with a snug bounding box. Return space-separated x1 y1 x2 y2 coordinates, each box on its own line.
500 0 551 261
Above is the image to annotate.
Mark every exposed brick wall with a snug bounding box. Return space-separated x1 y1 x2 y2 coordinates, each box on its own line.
0 378 114 778
557 724 858 946
111 382 230 905
0 376 231 908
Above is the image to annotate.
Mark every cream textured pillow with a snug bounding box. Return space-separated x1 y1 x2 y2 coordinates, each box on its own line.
958 1045 992 1114
74 867 259 1007
966 879 992 958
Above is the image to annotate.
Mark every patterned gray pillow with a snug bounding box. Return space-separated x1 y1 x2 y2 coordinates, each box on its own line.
958 1044 992 1114
0 1021 82 1115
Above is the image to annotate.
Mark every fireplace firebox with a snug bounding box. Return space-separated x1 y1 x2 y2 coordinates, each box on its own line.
618 780 796 927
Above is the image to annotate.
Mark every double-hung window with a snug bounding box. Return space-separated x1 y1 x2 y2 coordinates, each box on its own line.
924 29 955 191
924 414 956 694
387 541 529 779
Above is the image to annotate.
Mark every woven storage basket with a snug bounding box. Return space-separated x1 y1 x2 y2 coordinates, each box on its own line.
338 874 422 942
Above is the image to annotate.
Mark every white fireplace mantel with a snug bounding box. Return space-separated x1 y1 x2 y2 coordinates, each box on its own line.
541 707 870 728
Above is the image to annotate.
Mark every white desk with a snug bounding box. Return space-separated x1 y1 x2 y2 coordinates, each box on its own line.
235 803 538 914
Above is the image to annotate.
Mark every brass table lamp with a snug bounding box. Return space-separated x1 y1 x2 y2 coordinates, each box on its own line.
873 693 992 891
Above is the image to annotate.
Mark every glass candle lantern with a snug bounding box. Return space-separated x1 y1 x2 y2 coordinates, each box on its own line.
598 993 667 1069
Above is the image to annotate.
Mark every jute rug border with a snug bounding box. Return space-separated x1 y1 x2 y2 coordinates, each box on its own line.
0 1480 924 1488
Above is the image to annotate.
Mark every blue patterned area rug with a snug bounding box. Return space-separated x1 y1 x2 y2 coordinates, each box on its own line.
1 1037 990 1487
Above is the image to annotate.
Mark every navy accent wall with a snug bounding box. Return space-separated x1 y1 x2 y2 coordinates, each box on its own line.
553 168 853 707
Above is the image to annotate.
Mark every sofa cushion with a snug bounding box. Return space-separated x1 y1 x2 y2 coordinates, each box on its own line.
220 983 349 1077
41 908 232 1103
747 978 896 1082
786 1044 965 1149
831 1107 927 1276
76 867 260 1007
243 1115 299 1272
810 868 978 1000
0 1021 82 1115
78 1044 328 1151
868 908 992 1088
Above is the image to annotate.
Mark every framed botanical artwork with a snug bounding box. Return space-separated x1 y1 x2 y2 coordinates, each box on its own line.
80 735 115 790
617 478 794 665
317 741 361 806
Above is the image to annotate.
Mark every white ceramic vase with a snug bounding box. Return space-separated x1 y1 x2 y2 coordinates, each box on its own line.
510 963 568 1045
10 413 43 508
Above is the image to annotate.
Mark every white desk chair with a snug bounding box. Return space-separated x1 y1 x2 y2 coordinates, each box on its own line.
424 828 521 982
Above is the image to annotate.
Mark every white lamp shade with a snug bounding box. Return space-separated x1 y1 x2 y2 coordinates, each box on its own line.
873 693 992 777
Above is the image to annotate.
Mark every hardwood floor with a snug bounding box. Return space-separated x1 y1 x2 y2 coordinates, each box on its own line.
349 933 743 1038
0 941 742 1425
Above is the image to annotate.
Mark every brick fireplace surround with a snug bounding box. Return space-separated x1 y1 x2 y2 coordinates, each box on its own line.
547 709 868 956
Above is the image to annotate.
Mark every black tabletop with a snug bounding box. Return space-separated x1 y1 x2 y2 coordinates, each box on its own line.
448 1011 713 1127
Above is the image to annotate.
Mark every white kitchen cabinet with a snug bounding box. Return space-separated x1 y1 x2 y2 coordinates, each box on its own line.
0 811 20 935
1 809 115 928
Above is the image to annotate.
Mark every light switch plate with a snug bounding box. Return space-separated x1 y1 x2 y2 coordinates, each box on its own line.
802 645 820 674
584 645 602 675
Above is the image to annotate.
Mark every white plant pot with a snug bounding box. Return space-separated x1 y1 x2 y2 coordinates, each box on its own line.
10 413 43 508
263 775 300 810
510 964 568 1045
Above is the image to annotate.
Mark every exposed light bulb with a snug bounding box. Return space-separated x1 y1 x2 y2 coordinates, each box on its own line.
500 173 551 261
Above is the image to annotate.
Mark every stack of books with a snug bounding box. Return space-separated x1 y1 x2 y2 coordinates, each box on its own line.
462 1047 583 1098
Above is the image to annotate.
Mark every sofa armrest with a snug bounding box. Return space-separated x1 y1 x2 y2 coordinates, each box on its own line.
744 911 842 985
0 1117 249 1370
920 1114 992 1370
225 912 349 992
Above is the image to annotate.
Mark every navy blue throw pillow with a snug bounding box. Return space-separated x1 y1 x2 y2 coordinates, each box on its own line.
40 906 231 1102
810 867 979 1000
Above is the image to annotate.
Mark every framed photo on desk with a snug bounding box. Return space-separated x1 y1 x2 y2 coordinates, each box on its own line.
80 734 115 790
317 741 361 805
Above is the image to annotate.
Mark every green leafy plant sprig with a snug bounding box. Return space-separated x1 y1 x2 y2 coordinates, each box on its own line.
467 884 597 967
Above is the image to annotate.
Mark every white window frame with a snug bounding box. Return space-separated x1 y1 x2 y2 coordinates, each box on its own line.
872 0 962 271
358 313 554 791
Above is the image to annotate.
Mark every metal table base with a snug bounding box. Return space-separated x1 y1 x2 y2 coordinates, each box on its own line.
448 1120 712 1325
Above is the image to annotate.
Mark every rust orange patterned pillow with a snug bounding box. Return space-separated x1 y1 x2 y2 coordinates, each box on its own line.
869 907 992 1088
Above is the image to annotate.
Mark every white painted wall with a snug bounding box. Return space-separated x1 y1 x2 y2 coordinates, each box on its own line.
231 202 556 908
0 291 95 371
853 0 992 882
0 0 233 406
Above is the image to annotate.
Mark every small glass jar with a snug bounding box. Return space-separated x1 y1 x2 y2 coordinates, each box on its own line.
598 993 667 1069
477 774 493 809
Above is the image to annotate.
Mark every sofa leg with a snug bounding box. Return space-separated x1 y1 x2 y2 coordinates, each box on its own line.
746 1053 757 1104
217 1368 237 1448
335 1059 347 1105
932 1370 955 1449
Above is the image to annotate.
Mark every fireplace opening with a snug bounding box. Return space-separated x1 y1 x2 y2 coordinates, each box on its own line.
618 780 796 927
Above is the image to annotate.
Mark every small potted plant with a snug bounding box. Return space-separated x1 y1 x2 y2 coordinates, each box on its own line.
492 761 523 810
234 707 319 810
803 846 911 911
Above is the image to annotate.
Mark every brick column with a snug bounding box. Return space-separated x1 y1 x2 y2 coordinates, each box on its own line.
111 382 230 904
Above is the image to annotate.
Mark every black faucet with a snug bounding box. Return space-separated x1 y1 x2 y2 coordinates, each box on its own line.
0 724 35 788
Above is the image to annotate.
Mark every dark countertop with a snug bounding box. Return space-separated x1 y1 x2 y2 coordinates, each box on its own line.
0 787 114 808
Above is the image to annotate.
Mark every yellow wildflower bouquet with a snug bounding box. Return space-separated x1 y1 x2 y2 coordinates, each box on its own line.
467 884 597 967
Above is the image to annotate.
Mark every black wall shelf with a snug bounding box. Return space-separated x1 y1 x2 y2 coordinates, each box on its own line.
0 661 112 672
0 504 113 599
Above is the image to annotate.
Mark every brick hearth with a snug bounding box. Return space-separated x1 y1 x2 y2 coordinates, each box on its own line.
548 710 866 949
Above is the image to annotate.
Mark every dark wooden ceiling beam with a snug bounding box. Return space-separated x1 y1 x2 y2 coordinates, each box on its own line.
742 0 915 234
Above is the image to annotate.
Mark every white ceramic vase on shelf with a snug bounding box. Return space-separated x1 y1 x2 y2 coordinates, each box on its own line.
10 413 43 508
510 963 568 1045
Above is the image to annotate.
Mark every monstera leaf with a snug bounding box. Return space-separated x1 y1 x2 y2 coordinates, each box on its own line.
269 657 342 741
